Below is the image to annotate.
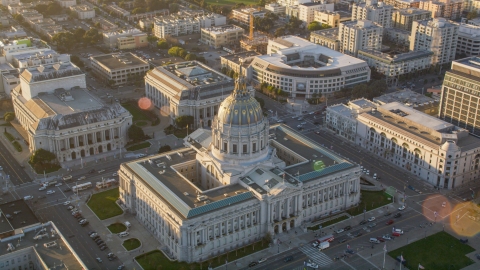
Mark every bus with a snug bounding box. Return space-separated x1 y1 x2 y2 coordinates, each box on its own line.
96 179 117 189
318 234 335 243
72 182 92 193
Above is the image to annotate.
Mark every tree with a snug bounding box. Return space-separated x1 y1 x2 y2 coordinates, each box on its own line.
70 55 84 68
255 97 265 109
168 46 182 56
158 145 172 154
30 149 56 165
468 11 478 20
128 125 145 142
83 28 102 45
73 28 86 44
184 53 196 61
132 7 145 14
3 112 14 122
52 32 75 51
274 27 286 37
157 39 168 49
147 35 158 43
169 3 180 13
178 48 187 58
307 21 331 31
175 115 194 129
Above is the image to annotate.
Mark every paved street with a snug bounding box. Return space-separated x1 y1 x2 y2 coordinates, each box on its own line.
0 132 32 186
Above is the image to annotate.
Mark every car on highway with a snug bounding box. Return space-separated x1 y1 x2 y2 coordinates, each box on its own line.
386 220 394 225
398 205 406 211
248 261 258 267
39 186 46 191
382 234 393 240
258 258 267 263
284 256 293 262
78 176 86 180
46 190 55 195
394 213 402 218
345 249 355 254
335 228 345 234
137 154 146 158
305 261 319 269
368 217 376 222
63 201 70 205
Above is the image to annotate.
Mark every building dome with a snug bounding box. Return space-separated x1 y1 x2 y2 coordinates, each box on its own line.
217 75 264 126
441 140 459 153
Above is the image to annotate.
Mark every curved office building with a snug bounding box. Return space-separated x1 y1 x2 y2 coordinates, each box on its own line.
249 36 371 98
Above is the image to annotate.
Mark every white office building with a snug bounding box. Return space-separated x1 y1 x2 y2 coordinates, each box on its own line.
409 18 458 65
351 0 394 28
298 2 334 24
339 20 383 57
357 50 433 77
153 13 226 39
457 23 480 57
248 36 370 97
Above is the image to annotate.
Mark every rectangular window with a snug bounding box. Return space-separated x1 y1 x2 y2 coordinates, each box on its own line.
253 143 257 152
223 142 227 151
243 144 247 153
233 144 237 153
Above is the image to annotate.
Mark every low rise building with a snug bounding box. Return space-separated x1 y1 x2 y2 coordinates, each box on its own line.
0 64 19 96
201 25 244 49
391 8 432 31
1 0 19 7
7 2 34 14
232 7 266 25
145 61 236 128
1 26 27 39
50 14 68 22
457 23 480 57
70 4 95 20
11 49 70 68
249 36 370 97
103 28 148 49
383 0 421 9
265 3 286 14
298 2 334 24
221 51 261 75
357 49 433 77
55 0 75 8
107 4 130 17
153 16 199 39
417 0 463 20
92 16 118 31
313 10 347 28
90 52 149 86
326 98 377 141
339 20 383 57
138 17 154 31
310 27 340 51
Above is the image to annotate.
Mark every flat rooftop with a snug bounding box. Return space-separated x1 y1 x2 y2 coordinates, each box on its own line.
270 125 354 182
379 102 449 131
350 98 377 109
359 49 433 63
0 222 84 269
91 52 148 70
125 148 253 219
328 104 353 117
221 51 260 62
374 89 437 106
203 25 243 35
20 62 83 83
452 56 480 72
311 28 339 40
0 200 40 234
35 88 103 115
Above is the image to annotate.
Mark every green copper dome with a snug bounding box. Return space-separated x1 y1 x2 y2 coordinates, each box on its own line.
217 75 264 126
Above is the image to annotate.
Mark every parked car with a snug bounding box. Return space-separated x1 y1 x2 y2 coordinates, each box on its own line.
353 232 363 237
96 241 104 246
67 206 74 210
39 186 46 191
338 238 347 243
96 257 102 263
78 176 86 180
92 236 100 241
376 237 385 242
258 258 267 264
335 228 345 234
63 201 71 206
368 217 376 222
384 212 391 216
359 220 367 225
248 261 258 267
382 234 393 240
368 223 377 228
392 232 401 237
99 245 107 250
64 188 72 192
89 169 96 174
46 190 55 195
98 169 106 173
398 205 406 211
55 183 63 187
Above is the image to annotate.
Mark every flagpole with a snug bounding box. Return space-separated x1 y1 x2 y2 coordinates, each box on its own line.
383 243 386 269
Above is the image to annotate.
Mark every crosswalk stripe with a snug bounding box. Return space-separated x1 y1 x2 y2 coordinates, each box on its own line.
298 245 333 266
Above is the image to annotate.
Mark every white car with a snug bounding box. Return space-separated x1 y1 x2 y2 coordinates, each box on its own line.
368 217 376 222
137 154 146 158
55 183 63 187
112 172 118 176
39 186 46 191
305 261 319 269
63 201 70 206
258 258 267 263
46 190 55 195
398 205 406 211
335 229 345 234
301 122 307 125
98 169 106 173
0 165 3 170
78 176 86 180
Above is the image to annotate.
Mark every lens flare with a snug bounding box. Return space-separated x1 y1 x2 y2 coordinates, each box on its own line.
138 97 153 110
313 160 326 171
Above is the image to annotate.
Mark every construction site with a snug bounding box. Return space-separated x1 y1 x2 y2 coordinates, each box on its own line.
239 9 269 54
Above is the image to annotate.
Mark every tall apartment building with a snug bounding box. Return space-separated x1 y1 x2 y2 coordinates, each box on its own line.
201 25 244 49
70 4 95 20
313 10 352 28
339 20 383 57
418 0 463 20
409 18 458 65
310 27 340 50
298 2 334 24
392 8 432 31
153 13 226 39
231 8 266 25
383 0 420 9
439 57 480 136
457 23 480 57
265 3 286 14
351 0 394 28
358 50 433 77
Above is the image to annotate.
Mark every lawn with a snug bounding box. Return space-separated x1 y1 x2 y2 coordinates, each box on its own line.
121 102 160 126
4 131 14 142
126 141 151 151
388 231 475 270
12 141 22 152
136 241 270 270
174 128 188 138
123 238 141 251
347 190 392 216
308 215 349 231
136 121 148 127
30 162 61 174
107 223 127 234
206 0 257 6
87 188 123 220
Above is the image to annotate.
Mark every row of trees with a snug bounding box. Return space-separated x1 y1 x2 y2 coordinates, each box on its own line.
220 67 239 79
333 79 388 100
274 16 303 37
50 28 102 52
259 82 288 99
307 21 331 31
253 12 279 32
167 46 206 63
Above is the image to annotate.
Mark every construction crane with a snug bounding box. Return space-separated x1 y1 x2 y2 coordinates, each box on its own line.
249 10 254 40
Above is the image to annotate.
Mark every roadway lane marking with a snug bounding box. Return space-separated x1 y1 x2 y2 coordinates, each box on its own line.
341 258 357 269
0 145 25 184
356 253 380 269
